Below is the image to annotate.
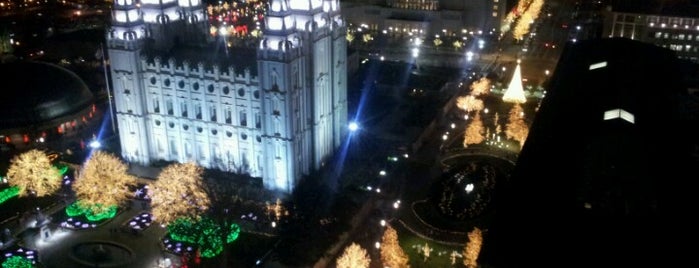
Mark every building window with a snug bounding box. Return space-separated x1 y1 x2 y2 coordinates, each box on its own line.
272 99 281 116
240 110 247 126
181 102 188 117
166 100 173 115
274 118 280 136
153 99 160 113
170 139 178 155
195 104 202 119
655 32 662 38
255 113 261 129
225 108 232 124
209 105 217 122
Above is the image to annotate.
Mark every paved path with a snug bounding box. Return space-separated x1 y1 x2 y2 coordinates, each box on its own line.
23 199 181 268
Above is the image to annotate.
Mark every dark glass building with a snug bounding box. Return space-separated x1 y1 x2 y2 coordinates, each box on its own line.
495 38 697 266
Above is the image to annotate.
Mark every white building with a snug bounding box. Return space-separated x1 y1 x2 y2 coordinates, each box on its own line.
106 0 347 192
341 0 507 36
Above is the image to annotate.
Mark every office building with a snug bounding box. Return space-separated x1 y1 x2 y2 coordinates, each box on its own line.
496 38 696 266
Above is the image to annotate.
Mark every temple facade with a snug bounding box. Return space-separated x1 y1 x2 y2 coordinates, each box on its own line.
107 0 347 192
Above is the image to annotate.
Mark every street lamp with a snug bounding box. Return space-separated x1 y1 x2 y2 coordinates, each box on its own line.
88 140 101 149
348 121 359 132
465 183 474 193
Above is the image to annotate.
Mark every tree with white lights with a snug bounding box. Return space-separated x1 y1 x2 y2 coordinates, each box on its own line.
73 151 136 213
453 40 463 50
470 77 491 96
380 225 410 268
506 104 529 148
433 38 443 47
464 113 486 148
513 0 545 40
346 32 355 44
6 149 61 197
457 96 484 113
494 112 502 136
463 227 483 268
336 243 370 268
150 162 211 225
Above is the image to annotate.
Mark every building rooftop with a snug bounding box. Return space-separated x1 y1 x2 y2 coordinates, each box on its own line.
0 60 93 128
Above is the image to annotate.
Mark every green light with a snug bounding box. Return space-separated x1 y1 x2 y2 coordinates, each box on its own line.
1 256 34 268
65 201 117 222
0 186 20 204
167 218 240 258
226 223 240 244
55 164 69 176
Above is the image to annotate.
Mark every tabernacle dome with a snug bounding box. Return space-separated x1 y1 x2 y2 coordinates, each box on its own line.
0 60 100 150
0 61 93 128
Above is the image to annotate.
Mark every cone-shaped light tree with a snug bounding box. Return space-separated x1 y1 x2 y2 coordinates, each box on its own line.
6 149 61 197
464 113 486 148
380 225 410 268
502 62 527 104
463 227 483 268
336 242 371 268
506 104 530 148
150 162 211 225
73 151 137 213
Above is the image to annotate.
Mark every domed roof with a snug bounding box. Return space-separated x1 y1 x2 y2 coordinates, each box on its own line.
0 60 94 129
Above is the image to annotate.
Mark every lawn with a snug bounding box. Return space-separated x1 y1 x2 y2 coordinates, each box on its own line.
395 222 466 268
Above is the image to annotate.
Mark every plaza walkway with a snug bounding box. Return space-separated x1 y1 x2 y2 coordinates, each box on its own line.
21 199 181 268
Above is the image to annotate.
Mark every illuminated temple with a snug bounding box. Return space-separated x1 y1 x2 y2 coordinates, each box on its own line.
107 0 347 192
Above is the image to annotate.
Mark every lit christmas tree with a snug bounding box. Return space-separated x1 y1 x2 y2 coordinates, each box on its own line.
73 151 136 214
494 112 502 137
336 243 370 268
506 104 530 148
464 113 486 148
380 225 410 268
6 149 61 197
150 162 211 225
502 62 527 104
457 95 484 112
470 77 491 96
512 0 545 40
463 227 483 268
